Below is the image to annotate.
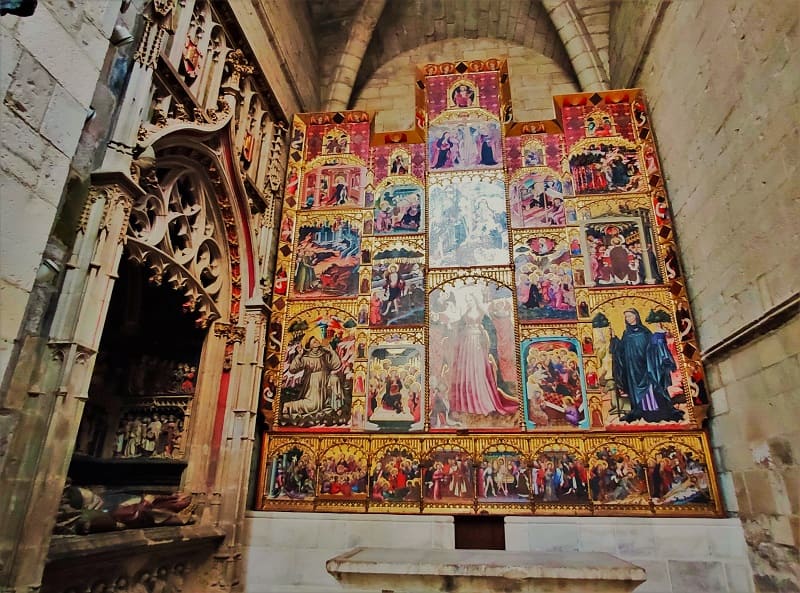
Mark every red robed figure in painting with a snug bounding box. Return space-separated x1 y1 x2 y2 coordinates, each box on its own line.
449 293 517 416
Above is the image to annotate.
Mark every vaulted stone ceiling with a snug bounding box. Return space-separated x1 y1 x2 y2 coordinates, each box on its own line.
305 0 612 111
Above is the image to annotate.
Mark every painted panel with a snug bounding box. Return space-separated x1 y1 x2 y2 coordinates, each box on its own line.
590 293 688 428
428 117 503 172
509 168 567 228
366 344 425 432
291 214 361 299
429 279 519 431
422 446 475 507
278 310 356 430
373 178 424 235
531 445 590 506
514 231 577 323
428 173 509 268
369 241 425 327
301 163 366 210
521 337 589 430
265 444 316 501
370 446 422 504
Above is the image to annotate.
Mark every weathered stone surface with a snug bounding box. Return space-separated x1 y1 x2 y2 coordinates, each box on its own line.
244 514 753 593
326 547 645 593
607 0 799 587
244 512 455 592
4 49 55 128
40 85 87 156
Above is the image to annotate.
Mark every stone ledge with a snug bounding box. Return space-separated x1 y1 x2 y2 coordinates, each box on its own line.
246 510 454 523
48 524 225 562
326 547 645 593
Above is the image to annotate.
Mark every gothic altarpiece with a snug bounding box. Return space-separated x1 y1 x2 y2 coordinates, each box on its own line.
258 60 722 518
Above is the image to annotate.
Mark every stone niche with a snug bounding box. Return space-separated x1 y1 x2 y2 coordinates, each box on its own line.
61 259 206 536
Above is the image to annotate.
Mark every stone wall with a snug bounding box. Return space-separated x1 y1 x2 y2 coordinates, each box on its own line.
243 512 754 593
610 1 800 591
233 0 320 114
607 0 664 88
244 512 455 593
354 0 573 99
0 0 115 388
352 38 579 132
506 517 753 593
706 317 800 592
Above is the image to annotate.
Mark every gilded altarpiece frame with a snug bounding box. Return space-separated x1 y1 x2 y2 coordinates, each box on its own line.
258 60 722 518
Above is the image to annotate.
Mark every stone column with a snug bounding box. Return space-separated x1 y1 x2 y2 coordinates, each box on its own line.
0 173 140 591
323 0 388 111
102 0 177 172
541 0 610 91
208 306 268 591
180 321 229 515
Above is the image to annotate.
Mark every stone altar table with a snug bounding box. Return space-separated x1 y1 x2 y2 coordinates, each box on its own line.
326 546 646 593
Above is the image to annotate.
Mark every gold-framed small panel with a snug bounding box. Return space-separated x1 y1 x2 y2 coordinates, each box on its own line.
584 435 652 516
475 439 533 515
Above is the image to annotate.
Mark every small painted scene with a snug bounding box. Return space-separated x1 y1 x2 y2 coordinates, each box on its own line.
370 245 425 327
428 175 509 268
318 444 368 498
569 141 643 194
422 448 475 503
366 344 424 432
477 447 531 503
530 448 589 504
514 234 576 323
591 298 687 426
370 447 422 503
279 212 295 244
449 80 477 108
321 128 351 155
521 338 588 429
429 279 519 430
589 444 649 505
509 170 567 228
373 181 424 235
648 444 711 506
265 445 316 500
301 164 365 209
292 216 361 299
584 110 617 137
582 216 662 286
279 312 356 429
428 119 502 171
387 149 411 176
522 140 546 167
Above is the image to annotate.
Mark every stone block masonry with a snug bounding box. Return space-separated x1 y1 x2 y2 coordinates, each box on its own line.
610 1 800 590
243 512 753 593
0 0 113 387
